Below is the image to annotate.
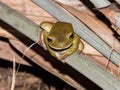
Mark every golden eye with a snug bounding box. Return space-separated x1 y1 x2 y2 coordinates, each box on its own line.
69 33 74 39
47 37 53 43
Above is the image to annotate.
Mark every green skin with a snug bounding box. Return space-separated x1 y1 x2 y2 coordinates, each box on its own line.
40 21 84 60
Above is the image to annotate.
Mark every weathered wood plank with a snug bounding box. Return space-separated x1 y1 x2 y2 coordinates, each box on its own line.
66 52 120 90
0 1 40 42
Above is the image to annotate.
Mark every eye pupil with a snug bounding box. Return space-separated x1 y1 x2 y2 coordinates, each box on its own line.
47 37 52 42
69 33 74 39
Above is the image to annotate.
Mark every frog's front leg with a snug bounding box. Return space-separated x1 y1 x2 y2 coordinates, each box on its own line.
39 22 54 49
47 47 61 59
78 40 84 54
40 21 54 32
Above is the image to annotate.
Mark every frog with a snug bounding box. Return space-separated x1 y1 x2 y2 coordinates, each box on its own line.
39 21 84 61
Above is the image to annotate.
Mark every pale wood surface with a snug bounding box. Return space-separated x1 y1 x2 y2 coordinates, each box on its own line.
0 40 31 66
89 0 111 8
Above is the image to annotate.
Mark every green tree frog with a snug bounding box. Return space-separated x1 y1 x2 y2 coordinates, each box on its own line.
39 21 84 60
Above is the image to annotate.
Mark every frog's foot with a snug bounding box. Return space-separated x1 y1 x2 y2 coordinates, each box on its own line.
57 53 69 63
77 50 83 55
39 31 47 50
77 41 84 55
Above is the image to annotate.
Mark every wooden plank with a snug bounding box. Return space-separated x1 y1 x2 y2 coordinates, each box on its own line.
115 0 120 4
89 0 111 8
66 53 120 90
0 39 31 66
0 1 40 42
89 0 120 35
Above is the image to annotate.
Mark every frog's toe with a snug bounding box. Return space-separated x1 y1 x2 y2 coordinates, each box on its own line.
77 50 83 55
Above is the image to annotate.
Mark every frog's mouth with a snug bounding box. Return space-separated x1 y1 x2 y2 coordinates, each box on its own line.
48 43 73 51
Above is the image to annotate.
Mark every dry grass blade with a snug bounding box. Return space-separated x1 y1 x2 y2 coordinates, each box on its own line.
10 54 16 90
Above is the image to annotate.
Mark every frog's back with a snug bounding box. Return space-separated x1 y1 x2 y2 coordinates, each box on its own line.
50 22 74 35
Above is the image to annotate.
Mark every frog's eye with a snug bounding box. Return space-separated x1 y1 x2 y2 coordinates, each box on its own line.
47 37 53 43
69 33 74 39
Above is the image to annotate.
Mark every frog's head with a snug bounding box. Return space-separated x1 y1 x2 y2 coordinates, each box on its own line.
45 22 75 50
